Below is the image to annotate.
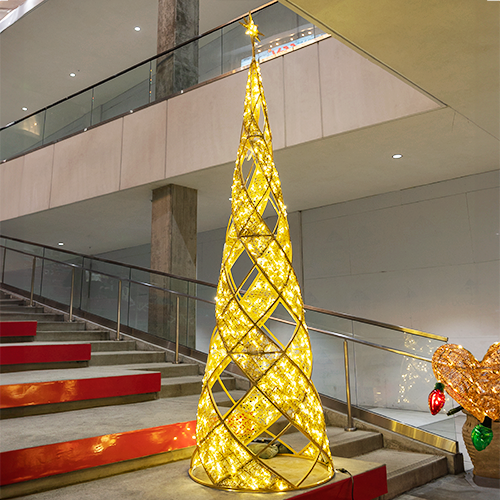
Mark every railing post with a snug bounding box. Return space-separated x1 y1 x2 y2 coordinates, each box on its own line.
29 256 36 307
1 247 6 284
116 280 122 341
343 340 357 432
175 295 180 364
69 267 75 322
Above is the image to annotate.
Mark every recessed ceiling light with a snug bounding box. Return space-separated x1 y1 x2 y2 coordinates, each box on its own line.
134 26 141 31
22 107 28 111
58 242 64 246
392 154 403 159
69 72 76 77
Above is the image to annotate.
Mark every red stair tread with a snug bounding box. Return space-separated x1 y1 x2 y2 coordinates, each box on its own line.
0 343 91 365
0 420 197 485
0 321 37 337
0 372 161 408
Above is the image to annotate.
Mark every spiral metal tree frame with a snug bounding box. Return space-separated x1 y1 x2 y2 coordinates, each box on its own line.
189 14 334 492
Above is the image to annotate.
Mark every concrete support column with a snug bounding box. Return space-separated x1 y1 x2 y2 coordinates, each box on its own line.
149 184 197 348
156 0 199 100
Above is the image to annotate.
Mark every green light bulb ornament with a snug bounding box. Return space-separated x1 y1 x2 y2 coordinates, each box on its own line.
471 417 494 451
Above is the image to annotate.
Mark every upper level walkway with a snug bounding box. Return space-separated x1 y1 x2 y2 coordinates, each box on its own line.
0 1 439 225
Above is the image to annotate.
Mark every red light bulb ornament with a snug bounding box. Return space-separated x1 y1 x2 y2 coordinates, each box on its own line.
428 382 446 415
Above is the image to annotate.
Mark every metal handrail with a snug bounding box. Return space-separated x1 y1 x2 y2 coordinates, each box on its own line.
0 235 447 341
0 242 445 430
0 1 279 132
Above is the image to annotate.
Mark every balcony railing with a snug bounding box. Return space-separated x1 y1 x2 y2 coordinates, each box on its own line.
0 1 328 162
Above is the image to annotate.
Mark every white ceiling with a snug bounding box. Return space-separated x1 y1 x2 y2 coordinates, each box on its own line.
0 0 499 256
0 0 26 22
0 0 264 127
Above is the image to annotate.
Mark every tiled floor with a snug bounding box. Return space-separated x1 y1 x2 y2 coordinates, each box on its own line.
393 470 499 500
371 408 500 499
370 408 472 469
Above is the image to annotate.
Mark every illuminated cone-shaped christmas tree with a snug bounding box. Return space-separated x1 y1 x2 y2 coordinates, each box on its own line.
189 14 334 492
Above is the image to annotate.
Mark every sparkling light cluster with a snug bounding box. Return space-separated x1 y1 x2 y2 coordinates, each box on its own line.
189 14 333 492
432 343 500 422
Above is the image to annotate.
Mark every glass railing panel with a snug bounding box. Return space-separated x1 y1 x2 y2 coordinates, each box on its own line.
0 110 45 161
1 2 332 162
221 18 252 74
149 60 156 102
351 343 456 439
195 298 215 354
198 29 222 84
3 239 44 257
38 260 76 307
305 309 354 338
195 282 216 353
309 330 347 401
79 270 129 325
91 62 151 126
128 280 150 332
147 285 176 342
352 321 443 358
420 414 460 441
1 247 43 296
0 239 5 277
39 250 83 307
90 260 131 280
44 90 92 144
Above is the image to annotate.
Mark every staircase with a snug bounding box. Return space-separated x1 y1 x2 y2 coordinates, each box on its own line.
0 290 461 500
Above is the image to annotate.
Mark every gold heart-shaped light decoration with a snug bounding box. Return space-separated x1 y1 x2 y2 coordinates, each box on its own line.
432 342 499 422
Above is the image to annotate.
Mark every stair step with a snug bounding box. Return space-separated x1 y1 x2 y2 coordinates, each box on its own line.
88 340 136 352
0 372 161 418
327 427 384 457
0 391 198 447
0 343 91 371
89 351 166 366
356 449 448 500
36 321 88 331
122 362 200 378
10 339 135 352
0 305 45 313
0 299 26 306
159 375 235 398
0 420 197 498
0 312 64 322
36 330 111 341
0 321 37 340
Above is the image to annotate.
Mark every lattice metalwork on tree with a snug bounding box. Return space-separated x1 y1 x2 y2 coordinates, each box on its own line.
189 14 334 492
